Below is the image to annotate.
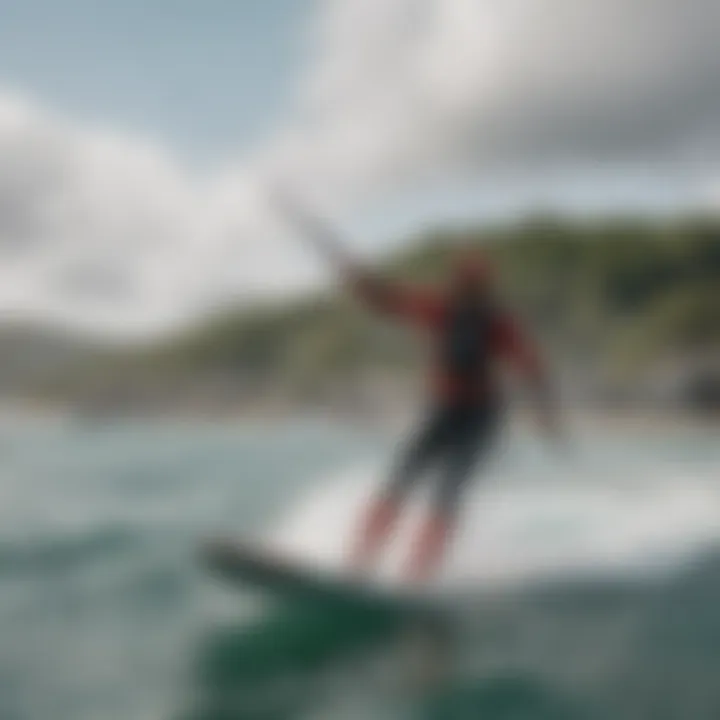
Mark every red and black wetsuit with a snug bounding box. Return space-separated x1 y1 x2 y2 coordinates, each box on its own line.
358 280 541 514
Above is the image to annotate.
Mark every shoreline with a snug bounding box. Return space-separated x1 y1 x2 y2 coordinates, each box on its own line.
0 401 716 435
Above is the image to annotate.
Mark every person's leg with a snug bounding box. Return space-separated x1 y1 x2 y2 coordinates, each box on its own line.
405 406 498 583
350 409 449 575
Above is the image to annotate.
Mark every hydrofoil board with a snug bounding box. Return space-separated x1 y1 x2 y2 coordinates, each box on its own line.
202 538 445 624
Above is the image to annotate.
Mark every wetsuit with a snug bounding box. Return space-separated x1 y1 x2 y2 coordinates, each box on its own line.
358 281 540 515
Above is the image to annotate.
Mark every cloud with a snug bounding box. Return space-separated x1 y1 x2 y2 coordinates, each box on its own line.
281 0 720 187
0 93 310 336
0 0 719 336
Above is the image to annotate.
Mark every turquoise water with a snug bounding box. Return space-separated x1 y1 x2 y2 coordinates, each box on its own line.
0 417 718 719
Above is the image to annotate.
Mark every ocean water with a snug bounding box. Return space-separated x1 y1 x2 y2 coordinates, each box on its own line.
0 416 718 720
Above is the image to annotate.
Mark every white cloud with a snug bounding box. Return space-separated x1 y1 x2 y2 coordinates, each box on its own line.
280 0 720 186
0 92 310 336
0 0 719 336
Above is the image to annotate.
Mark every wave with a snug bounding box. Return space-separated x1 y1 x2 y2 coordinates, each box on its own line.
0 525 143 577
267 459 720 588
186 546 720 720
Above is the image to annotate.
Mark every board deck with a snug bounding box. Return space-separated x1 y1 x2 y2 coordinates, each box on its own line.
202 538 441 621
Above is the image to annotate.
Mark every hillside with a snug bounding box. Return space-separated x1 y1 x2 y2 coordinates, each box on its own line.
29 214 720 416
0 324 106 396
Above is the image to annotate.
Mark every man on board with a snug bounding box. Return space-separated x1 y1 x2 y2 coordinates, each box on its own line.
275 194 560 584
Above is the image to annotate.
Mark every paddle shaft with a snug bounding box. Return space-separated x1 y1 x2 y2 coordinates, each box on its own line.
270 189 361 276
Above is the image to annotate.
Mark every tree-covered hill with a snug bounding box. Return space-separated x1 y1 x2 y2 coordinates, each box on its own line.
31 214 720 414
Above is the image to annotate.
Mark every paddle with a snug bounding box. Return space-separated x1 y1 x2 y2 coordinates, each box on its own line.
269 186 357 274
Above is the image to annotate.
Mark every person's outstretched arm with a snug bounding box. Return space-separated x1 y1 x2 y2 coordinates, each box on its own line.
340 261 443 328
272 188 441 325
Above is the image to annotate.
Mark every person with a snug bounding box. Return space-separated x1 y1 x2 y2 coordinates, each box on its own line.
273 191 560 584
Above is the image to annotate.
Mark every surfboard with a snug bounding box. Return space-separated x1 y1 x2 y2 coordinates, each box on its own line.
201 538 456 690
202 538 443 623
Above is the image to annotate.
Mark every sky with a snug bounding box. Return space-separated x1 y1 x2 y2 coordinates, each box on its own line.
0 0 306 164
0 0 718 338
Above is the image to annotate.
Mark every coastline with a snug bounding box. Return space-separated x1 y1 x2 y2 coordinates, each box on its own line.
1 399 715 436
